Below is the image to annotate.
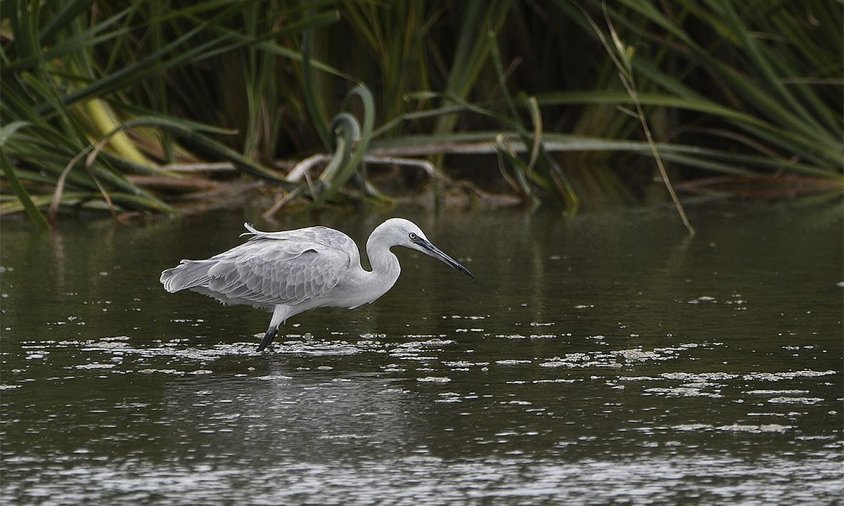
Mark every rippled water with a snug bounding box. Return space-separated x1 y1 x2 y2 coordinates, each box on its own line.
2 202 842 504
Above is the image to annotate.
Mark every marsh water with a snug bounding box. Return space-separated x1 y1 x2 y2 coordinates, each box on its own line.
1 201 842 504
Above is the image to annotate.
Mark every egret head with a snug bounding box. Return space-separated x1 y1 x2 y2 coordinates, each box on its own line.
378 218 474 278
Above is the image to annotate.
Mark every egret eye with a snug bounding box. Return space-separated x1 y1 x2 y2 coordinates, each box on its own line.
409 232 418 240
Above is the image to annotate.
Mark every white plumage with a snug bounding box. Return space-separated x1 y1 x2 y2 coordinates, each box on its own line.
160 218 473 351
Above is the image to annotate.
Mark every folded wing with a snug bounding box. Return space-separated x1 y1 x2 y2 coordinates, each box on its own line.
160 224 358 309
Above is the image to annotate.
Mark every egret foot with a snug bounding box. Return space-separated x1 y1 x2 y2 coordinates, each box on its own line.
257 327 278 352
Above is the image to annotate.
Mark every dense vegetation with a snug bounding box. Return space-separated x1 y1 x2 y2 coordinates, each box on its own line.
2 0 842 229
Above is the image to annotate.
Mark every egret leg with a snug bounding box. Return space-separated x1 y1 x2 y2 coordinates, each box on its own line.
257 305 288 353
257 326 277 352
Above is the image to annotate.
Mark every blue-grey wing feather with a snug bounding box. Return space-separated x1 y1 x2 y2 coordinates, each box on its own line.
164 224 358 308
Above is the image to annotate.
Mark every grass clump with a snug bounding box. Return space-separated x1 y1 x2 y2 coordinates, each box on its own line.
2 1 841 227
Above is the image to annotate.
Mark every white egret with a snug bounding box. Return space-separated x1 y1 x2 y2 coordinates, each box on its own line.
160 218 473 351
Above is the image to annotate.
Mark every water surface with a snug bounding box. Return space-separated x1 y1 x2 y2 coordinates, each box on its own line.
2 201 842 504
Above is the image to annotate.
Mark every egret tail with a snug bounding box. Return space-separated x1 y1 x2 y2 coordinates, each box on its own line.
160 260 212 293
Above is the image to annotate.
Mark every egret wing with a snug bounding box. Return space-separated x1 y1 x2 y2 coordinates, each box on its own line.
194 237 353 307
241 223 360 263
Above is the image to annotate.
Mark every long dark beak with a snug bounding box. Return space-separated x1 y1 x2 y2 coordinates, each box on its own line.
412 236 474 278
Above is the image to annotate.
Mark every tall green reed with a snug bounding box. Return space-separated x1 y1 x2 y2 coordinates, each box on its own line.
2 0 840 226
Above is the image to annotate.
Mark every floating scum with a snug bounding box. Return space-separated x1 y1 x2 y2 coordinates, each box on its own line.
160 218 473 351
